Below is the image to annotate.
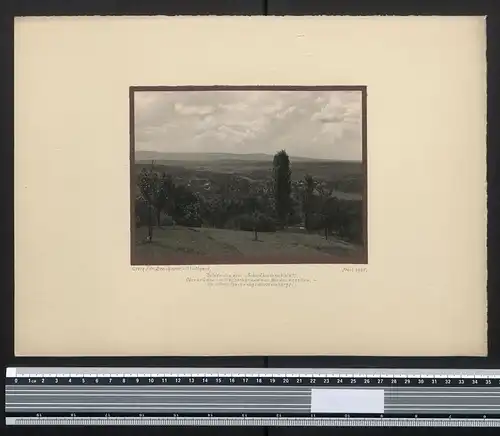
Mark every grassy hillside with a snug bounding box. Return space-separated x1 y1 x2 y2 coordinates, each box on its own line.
133 226 363 265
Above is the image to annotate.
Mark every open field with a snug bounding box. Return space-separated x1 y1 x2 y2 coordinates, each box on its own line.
136 159 361 183
133 226 365 265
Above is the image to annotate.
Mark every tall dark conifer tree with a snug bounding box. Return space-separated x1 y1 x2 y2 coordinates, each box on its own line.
272 150 292 228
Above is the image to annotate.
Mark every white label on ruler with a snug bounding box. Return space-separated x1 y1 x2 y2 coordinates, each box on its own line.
310 389 385 414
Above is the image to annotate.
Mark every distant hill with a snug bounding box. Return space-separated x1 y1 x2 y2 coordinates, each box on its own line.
134 150 347 163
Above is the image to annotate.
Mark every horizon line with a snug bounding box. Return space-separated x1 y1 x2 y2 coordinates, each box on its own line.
134 150 362 163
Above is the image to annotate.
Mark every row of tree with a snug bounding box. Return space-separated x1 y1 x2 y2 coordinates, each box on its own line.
136 150 362 243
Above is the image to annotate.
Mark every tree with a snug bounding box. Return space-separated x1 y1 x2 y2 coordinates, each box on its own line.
201 195 219 228
320 196 340 240
138 161 160 242
316 182 332 199
171 185 202 226
302 174 316 230
251 210 259 241
247 196 261 241
183 197 202 227
162 174 176 218
134 197 150 228
150 172 166 228
272 150 292 229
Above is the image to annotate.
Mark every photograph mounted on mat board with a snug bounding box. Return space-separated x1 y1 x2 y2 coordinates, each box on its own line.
14 16 487 357
130 85 368 266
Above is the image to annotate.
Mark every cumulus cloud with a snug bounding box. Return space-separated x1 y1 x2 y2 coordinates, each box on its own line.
174 103 215 116
134 89 363 161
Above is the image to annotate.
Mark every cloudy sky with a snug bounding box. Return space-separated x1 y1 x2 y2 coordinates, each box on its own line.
134 89 363 161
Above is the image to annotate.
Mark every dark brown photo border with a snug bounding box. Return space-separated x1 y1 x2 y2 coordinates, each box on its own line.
129 85 368 265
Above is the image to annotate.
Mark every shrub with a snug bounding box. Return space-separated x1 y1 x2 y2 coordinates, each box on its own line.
255 214 277 232
228 213 277 233
307 212 325 231
176 215 202 227
135 198 150 228
333 199 363 243
161 215 175 226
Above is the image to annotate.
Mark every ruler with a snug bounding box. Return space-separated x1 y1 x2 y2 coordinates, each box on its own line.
6 367 500 427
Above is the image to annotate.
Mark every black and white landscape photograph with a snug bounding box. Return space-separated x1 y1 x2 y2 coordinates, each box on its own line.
131 86 367 265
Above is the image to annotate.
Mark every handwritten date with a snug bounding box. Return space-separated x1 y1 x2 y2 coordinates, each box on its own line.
341 267 367 273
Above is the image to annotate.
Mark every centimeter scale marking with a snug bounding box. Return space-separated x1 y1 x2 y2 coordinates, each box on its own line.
7 375 500 386
6 368 500 427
